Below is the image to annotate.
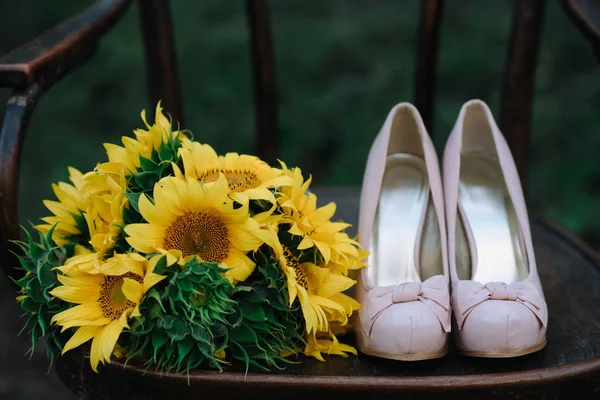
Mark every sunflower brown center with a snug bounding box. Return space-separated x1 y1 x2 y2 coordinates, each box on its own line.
163 211 230 260
200 168 261 192
284 247 309 290
99 272 142 320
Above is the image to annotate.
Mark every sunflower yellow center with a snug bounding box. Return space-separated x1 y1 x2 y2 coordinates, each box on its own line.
201 169 261 192
163 212 230 260
284 247 309 290
99 272 142 320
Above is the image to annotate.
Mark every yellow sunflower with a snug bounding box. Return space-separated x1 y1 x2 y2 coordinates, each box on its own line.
280 248 360 336
277 162 364 268
50 252 167 372
124 174 277 283
324 246 369 277
36 167 89 246
103 101 184 175
179 141 291 204
304 330 357 361
80 170 127 256
36 165 127 257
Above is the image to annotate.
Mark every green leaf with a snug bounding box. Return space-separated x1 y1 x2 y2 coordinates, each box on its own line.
15 274 34 289
38 311 49 336
16 254 36 274
21 296 41 313
176 338 194 365
31 322 42 344
168 285 185 303
231 325 258 345
133 171 160 190
177 278 194 293
43 224 59 248
153 256 168 275
37 262 56 287
190 324 208 342
263 306 278 323
140 156 159 172
158 142 173 162
244 319 270 332
240 301 266 322
27 279 45 303
159 315 177 330
146 289 166 312
28 240 44 262
246 290 267 304
167 319 190 341
151 330 168 354
124 192 142 213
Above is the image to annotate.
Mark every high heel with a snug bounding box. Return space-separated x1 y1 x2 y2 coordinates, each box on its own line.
443 99 547 357
355 103 450 361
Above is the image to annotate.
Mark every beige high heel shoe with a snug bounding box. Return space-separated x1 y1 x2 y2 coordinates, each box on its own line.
443 99 548 358
354 103 450 361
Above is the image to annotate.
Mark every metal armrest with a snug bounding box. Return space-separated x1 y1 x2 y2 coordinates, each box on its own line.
0 0 132 88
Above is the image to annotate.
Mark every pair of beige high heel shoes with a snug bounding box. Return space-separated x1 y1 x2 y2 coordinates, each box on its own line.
355 100 547 361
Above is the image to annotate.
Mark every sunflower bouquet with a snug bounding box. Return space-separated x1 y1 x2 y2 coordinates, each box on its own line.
14 103 367 374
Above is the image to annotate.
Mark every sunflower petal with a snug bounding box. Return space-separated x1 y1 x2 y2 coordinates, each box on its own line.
99 319 125 364
62 326 101 355
90 330 103 372
124 224 164 253
50 285 100 304
122 278 143 304
223 250 256 284
51 304 105 326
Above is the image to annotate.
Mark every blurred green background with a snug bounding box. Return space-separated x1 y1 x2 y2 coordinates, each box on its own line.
1 0 600 246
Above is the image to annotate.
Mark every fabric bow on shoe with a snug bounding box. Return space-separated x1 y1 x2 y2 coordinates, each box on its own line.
368 275 450 332
452 280 548 329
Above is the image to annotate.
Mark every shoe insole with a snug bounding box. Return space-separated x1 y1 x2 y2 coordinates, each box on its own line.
458 154 528 284
369 154 428 286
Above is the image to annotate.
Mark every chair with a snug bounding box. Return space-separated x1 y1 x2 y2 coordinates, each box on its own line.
1 0 600 398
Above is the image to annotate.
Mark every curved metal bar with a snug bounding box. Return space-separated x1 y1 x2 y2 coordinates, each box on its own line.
246 0 278 165
0 84 44 282
138 0 184 124
0 0 132 88
499 0 547 187
414 0 444 137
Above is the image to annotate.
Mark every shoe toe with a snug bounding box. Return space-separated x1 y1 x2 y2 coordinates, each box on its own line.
457 300 546 355
365 301 448 358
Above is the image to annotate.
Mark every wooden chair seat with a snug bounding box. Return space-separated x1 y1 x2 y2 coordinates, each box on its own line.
52 187 600 400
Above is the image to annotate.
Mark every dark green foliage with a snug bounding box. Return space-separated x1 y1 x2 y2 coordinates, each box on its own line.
228 251 305 371
122 257 237 373
128 129 184 194
119 252 305 374
13 226 73 363
68 210 93 248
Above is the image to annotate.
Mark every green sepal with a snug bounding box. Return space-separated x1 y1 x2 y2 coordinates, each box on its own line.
13 225 72 363
133 171 160 191
124 191 142 214
228 250 305 372
139 156 159 172
120 256 236 374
